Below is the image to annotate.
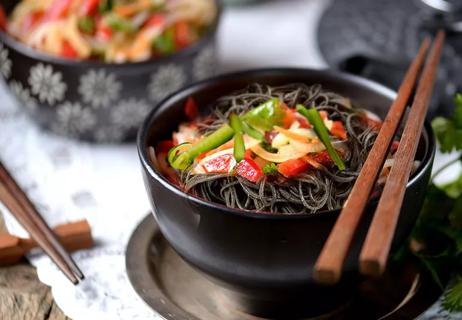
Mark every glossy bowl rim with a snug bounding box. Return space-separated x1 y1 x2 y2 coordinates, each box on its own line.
0 0 222 68
138 67 436 220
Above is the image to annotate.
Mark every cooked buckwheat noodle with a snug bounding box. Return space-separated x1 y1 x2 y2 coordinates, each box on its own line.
180 83 377 214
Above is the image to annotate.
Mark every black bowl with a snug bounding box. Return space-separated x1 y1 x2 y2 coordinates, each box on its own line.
137 68 435 317
0 0 221 143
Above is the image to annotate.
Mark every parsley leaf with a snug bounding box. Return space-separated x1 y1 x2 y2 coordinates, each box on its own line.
454 94 462 127
440 174 462 199
443 276 462 312
432 94 462 152
449 197 462 230
400 94 462 312
263 163 278 175
98 0 113 13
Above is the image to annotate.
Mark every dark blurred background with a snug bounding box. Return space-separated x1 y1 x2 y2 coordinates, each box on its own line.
318 0 462 118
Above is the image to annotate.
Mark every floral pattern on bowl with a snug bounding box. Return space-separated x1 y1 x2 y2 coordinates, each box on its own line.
0 41 217 143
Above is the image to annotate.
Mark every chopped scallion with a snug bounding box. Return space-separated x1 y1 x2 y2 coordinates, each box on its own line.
78 16 95 34
296 104 345 171
105 14 135 33
169 124 235 170
152 29 175 54
99 0 113 13
263 163 278 175
229 114 245 162
242 121 264 141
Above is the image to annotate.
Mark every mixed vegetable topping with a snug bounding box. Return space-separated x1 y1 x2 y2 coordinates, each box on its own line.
159 96 368 185
6 0 216 62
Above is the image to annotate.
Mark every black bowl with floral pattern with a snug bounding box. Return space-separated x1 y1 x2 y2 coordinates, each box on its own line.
0 0 220 143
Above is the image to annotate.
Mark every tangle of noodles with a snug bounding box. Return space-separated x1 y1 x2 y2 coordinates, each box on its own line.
171 83 380 215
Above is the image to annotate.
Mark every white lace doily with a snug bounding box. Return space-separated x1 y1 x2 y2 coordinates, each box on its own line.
0 0 460 319
0 89 157 319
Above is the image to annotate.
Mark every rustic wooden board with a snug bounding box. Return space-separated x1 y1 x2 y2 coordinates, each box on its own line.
0 215 69 320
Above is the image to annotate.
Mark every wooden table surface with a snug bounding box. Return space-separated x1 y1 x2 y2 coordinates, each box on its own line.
0 214 69 320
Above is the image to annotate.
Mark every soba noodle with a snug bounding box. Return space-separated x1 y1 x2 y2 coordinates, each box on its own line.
177 83 378 214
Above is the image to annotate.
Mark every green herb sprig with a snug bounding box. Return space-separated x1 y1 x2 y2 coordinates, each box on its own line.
398 94 462 313
432 94 462 153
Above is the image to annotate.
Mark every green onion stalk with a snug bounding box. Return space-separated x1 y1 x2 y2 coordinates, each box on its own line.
296 104 346 171
242 121 264 141
169 125 234 170
229 114 245 162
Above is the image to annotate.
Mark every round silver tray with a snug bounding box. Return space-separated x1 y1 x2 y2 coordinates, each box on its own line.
126 215 445 320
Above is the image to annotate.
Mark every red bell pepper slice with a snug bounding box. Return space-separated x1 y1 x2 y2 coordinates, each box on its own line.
361 114 382 131
80 0 100 17
157 151 178 184
244 149 253 159
60 40 79 58
235 159 264 183
330 121 347 140
97 26 112 41
184 97 198 121
264 131 278 144
174 21 192 49
156 140 174 154
203 154 233 173
195 151 208 162
277 158 311 178
0 5 7 31
80 0 100 16
43 0 73 22
145 14 165 28
95 18 112 41
282 108 295 129
20 10 43 34
390 141 400 154
296 116 311 128
311 151 333 167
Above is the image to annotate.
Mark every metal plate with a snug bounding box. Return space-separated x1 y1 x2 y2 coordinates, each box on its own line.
126 215 445 320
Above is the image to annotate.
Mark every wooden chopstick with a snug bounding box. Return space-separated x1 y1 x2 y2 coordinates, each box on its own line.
0 182 78 284
313 37 432 285
0 161 83 284
0 163 84 280
360 31 445 276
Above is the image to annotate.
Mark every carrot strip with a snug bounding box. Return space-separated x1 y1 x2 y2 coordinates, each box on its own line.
273 126 310 143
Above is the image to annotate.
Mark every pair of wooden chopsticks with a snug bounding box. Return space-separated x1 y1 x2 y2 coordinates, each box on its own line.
0 161 84 284
314 31 445 285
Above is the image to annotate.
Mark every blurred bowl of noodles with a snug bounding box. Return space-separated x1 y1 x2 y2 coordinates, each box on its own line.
0 0 221 143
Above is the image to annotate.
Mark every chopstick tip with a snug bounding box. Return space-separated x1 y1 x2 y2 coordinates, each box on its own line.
359 259 385 277
71 265 85 280
313 268 340 285
66 273 79 285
